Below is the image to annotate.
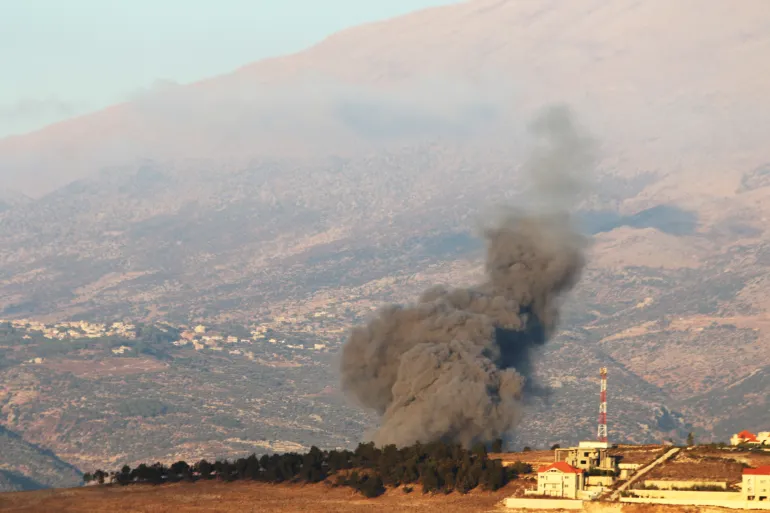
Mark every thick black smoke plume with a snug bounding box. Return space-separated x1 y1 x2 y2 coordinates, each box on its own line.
340 104 595 448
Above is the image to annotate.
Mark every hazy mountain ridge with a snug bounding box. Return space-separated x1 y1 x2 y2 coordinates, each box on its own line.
2 0 770 196
1 0 770 491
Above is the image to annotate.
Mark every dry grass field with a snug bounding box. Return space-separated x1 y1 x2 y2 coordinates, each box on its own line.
0 480 517 513
41 357 168 378
609 445 669 466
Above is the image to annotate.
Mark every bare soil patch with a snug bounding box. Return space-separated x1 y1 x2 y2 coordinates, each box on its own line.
644 448 747 485
42 357 167 378
610 445 668 465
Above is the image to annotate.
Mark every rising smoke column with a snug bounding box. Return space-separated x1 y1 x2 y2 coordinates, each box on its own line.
340 104 596 448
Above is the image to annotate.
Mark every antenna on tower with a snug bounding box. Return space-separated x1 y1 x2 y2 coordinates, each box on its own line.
597 367 608 443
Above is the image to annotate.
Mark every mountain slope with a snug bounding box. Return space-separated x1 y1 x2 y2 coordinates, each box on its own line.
0 0 768 323
0 0 769 481
0 425 82 492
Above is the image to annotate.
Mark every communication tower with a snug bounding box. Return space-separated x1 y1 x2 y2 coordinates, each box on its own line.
597 367 608 443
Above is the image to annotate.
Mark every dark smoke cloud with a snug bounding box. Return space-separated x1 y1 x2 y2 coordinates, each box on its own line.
339 104 595 448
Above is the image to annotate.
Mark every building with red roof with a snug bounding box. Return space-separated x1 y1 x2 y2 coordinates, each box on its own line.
537 462 585 474
744 466 770 475
743 466 770 501
731 430 760 446
536 461 585 498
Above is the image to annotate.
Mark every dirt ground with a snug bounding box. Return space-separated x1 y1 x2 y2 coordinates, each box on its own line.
644 457 745 485
41 357 167 378
0 480 517 513
610 445 668 465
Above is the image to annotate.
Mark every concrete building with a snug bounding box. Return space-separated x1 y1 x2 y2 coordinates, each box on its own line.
554 441 620 473
744 466 770 501
536 462 585 499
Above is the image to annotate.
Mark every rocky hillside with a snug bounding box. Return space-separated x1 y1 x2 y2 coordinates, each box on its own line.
0 0 769 491
0 425 82 492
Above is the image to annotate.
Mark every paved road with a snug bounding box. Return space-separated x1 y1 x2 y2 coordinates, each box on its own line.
609 447 681 500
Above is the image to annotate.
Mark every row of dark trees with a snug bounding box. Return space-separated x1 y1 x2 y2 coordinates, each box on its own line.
84 440 532 498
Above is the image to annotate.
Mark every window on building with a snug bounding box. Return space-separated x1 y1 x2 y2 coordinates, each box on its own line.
580 460 587 465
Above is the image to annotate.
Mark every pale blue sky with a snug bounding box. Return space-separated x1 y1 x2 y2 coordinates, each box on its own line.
0 0 460 137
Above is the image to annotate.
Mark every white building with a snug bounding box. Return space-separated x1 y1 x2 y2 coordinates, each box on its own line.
743 466 770 501
536 462 585 499
731 430 770 446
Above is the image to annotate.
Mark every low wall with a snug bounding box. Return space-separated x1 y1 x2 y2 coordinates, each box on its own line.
504 498 584 509
578 490 602 500
506 496 770 511
630 490 740 500
643 479 727 490
621 497 770 510
587 476 614 487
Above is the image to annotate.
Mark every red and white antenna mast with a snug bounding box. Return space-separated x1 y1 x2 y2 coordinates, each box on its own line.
597 367 608 443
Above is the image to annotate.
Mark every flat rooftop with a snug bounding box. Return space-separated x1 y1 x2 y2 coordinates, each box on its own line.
577 441 611 449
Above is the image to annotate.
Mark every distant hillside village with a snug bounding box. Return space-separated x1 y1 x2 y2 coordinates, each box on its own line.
1 300 358 351
0 317 339 372
0 318 331 358
2 319 137 342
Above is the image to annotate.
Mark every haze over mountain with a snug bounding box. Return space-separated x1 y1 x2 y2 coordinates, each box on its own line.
2 0 769 197
1 0 770 491
1 0 463 138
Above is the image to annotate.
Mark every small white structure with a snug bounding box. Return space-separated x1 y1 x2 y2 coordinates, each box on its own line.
744 466 770 501
536 462 585 499
618 462 642 480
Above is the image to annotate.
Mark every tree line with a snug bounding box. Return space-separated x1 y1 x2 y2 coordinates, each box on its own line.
83 440 532 498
